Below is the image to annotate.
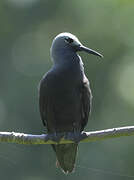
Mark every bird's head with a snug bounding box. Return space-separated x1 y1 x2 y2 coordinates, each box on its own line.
50 32 103 63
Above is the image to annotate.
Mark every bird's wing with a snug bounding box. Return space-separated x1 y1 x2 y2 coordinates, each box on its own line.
38 78 48 127
81 75 92 131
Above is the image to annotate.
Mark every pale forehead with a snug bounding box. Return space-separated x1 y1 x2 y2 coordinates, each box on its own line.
55 32 79 41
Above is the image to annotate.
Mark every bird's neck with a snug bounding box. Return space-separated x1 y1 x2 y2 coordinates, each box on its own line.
52 51 80 66
51 54 84 82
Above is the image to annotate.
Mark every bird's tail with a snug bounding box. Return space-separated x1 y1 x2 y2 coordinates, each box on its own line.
52 143 78 174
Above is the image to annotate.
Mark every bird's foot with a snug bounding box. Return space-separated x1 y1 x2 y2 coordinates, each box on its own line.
65 131 81 143
79 131 88 140
73 131 81 143
48 132 63 143
53 132 61 142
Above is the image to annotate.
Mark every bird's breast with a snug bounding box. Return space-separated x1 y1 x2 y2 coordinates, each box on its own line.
51 67 82 92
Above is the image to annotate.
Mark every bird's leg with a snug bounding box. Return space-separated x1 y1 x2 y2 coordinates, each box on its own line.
52 132 61 142
49 130 64 143
45 131 61 143
73 123 81 143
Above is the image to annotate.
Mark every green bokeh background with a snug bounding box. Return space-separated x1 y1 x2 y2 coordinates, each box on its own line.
0 0 134 179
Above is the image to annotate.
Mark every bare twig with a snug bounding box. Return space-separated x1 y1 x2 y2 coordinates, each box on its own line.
0 126 134 145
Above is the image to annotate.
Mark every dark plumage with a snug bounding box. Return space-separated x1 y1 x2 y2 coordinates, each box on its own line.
39 32 102 174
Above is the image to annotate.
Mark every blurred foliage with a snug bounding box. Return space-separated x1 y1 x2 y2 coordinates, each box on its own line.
0 0 134 179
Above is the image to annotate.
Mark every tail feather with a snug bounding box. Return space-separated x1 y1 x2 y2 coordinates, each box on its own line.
52 144 78 174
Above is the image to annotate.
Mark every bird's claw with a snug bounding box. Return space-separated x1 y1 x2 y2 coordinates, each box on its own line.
64 132 81 143
68 131 87 143
53 132 61 142
47 132 63 143
73 131 81 143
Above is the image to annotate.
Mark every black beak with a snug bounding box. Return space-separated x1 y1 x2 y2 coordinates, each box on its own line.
78 45 103 58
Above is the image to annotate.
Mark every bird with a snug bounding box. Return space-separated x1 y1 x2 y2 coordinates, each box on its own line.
39 32 103 174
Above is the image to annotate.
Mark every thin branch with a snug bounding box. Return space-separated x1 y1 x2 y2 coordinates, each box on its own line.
0 126 134 145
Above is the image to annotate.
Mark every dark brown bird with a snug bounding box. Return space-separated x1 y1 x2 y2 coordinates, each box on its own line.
39 32 103 174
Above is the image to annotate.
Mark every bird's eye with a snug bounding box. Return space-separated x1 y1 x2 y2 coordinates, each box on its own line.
65 37 74 44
